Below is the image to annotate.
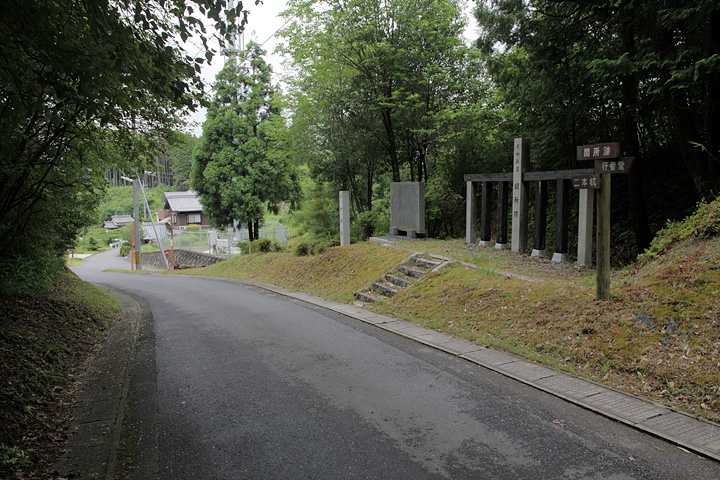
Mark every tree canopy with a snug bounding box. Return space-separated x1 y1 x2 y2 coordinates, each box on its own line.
191 43 300 237
274 0 718 251
0 0 247 292
278 0 493 237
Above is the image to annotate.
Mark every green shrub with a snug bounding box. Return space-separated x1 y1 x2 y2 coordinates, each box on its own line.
246 238 283 253
294 236 335 256
295 240 312 256
236 241 251 254
253 238 273 252
639 196 720 262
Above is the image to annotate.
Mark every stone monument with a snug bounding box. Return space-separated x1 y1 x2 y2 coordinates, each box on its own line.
389 182 425 238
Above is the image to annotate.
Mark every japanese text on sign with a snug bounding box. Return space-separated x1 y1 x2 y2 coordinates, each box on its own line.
572 175 601 190
576 142 620 160
594 157 634 175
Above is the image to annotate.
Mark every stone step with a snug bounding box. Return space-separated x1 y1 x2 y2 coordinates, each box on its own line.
414 257 443 269
356 290 385 303
385 273 411 288
399 264 426 278
372 281 400 297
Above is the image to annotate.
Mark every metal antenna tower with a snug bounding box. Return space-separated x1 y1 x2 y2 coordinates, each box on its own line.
222 0 244 63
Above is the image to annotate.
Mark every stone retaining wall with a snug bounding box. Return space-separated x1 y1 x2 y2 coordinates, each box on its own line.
141 249 224 269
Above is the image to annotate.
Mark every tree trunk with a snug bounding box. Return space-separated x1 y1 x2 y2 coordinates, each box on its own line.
670 98 715 198
653 4 718 199
381 105 401 182
619 1 652 252
707 9 720 192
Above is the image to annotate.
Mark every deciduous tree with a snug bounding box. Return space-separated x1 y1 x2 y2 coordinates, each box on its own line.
0 0 247 291
280 0 480 215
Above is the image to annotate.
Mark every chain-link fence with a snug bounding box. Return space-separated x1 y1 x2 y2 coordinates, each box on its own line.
151 223 288 260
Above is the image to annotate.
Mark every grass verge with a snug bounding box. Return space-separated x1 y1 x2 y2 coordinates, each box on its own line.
0 269 121 478
174 242 411 303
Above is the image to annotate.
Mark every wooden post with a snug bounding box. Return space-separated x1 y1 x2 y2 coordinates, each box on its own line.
466 181 477 244
596 173 611 300
480 181 493 246
496 181 510 249
532 180 548 257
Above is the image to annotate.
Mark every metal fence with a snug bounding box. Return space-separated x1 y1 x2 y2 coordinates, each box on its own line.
153 223 288 260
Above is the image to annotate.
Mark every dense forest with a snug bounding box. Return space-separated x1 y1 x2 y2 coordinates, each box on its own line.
1 0 718 292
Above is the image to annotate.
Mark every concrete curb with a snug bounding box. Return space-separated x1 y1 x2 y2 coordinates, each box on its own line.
206 275 720 463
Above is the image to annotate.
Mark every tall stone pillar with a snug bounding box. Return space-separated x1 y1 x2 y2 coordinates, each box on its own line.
339 190 350 246
511 138 530 253
466 181 477 244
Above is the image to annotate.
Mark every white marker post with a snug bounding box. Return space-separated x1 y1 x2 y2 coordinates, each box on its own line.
339 191 350 246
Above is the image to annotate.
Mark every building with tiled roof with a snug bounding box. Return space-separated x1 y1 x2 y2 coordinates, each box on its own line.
102 214 134 230
158 190 210 228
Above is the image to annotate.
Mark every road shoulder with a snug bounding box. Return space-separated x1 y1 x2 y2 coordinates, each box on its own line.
52 287 154 479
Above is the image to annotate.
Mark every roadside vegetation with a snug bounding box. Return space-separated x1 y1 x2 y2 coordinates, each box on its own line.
2 0 719 475
0 270 121 478
175 197 720 422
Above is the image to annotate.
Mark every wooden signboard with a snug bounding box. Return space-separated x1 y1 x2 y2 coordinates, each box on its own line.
595 157 634 175
576 142 632 301
576 142 621 161
571 174 601 190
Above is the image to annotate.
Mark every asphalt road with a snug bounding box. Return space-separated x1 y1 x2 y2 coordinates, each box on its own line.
74 250 720 479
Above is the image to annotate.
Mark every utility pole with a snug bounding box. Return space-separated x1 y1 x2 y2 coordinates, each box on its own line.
122 175 143 271
138 175 170 269
133 178 142 271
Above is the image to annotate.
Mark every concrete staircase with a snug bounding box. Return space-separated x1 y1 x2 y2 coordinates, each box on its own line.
355 254 449 304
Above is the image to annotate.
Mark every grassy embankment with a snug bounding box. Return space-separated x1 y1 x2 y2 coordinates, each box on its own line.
177 198 720 422
0 270 121 477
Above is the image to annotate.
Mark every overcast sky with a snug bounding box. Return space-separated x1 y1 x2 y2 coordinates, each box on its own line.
183 0 290 136
184 0 479 136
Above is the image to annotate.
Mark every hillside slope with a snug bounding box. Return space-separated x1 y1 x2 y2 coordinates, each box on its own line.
0 270 121 477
